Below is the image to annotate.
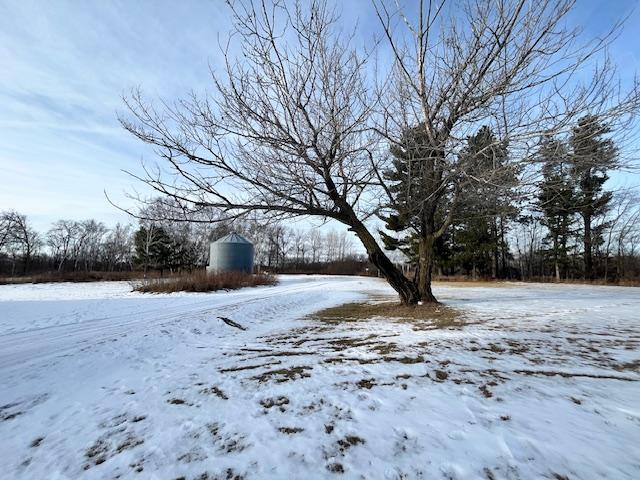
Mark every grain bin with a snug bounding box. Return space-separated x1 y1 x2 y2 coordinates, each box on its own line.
206 233 254 274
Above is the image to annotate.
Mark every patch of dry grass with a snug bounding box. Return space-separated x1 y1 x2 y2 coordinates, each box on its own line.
133 271 277 293
252 366 312 383
278 426 304 434
311 299 465 329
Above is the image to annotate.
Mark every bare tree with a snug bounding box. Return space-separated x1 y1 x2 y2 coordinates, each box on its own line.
103 223 134 271
120 0 421 302
309 229 323 264
292 229 308 266
0 211 40 274
47 220 80 272
0 212 14 251
120 0 639 303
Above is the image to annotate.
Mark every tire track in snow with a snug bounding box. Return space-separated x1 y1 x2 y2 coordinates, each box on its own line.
0 280 338 371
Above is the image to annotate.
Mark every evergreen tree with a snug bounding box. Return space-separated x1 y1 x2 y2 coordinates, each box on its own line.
378 124 454 302
536 136 575 280
134 225 172 273
454 126 517 278
569 116 617 279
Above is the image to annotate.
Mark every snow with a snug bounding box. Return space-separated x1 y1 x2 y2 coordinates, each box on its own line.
0 276 639 479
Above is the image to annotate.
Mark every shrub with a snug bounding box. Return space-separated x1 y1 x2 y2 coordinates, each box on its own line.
132 270 277 293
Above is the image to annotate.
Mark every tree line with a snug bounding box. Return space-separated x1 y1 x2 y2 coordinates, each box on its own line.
401 118 640 283
0 210 362 277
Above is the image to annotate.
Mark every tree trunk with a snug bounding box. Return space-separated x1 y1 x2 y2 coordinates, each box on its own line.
553 232 560 282
349 221 421 305
416 235 438 303
583 213 593 279
500 218 508 278
491 219 498 279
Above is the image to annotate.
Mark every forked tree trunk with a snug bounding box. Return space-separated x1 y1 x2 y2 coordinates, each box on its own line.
350 221 421 305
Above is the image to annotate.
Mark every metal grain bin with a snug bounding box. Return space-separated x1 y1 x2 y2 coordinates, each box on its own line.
206 233 254 274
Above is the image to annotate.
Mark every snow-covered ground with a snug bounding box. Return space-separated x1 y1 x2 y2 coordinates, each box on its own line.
1 276 638 479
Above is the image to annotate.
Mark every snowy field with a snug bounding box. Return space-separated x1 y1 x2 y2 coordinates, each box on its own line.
1 275 639 479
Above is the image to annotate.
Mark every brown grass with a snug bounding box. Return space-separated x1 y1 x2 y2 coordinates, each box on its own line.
252 366 312 383
311 300 464 329
132 270 277 293
278 427 304 434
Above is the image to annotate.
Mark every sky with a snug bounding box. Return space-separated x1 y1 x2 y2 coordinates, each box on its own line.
1 0 639 233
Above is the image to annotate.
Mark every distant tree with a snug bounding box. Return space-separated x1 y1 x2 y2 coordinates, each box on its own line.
0 212 14 251
102 223 134 271
308 229 323 264
0 211 40 274
77 220 107 271
569 116 617 279
536 137 575 280
134 225 171 273
47 220 80 271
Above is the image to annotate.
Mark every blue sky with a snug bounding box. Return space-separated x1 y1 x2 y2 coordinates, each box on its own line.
1 0 639 232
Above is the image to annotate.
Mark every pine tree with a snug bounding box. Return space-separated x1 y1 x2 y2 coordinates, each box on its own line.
537 136 575 280
569 116 617 279
134 225 172 273
454 127 517 278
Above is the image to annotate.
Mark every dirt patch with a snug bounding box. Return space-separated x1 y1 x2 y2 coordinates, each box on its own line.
434 370 449 381
0 394 48 422
326 462 345 474
206 423 249 454
260 396 290 411
252 366 312 383
323 356 380 365
327 336 382 350
383 355 425 364
220 361 282 373
484 467 497 480
614 359 640 372
84 432 144 469
186 468 245 480
513 369 636 381
336 435 366 452
369 342 400 354
479 384 493 398
30 437 44 448
199 386 228 400
278 426 304 434
115 436 144 454
356 378 377 389
254 350 314 358
488 343 506 353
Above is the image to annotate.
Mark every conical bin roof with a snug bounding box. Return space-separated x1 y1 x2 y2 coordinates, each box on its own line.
214 232 252 244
